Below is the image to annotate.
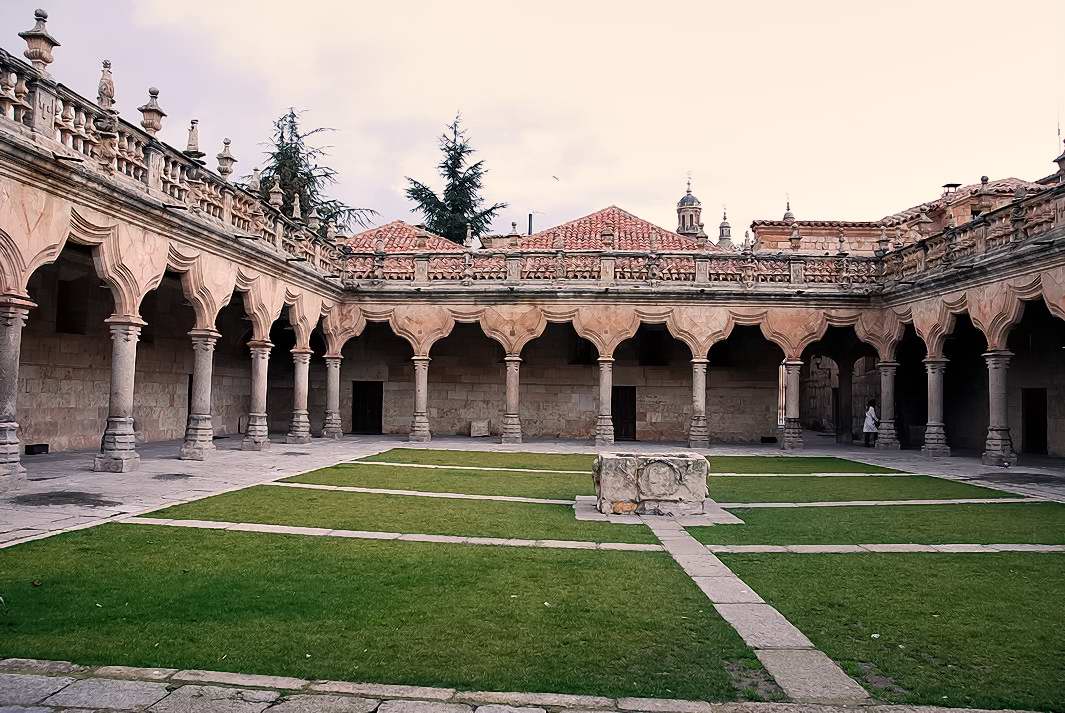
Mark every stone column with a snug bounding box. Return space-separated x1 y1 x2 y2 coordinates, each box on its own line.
179 329 219 460
782 359 803 449
688 358 709 448
922 357 950 457
982 350 1016 466
836 357 854 444
595 356 614 446
410 355 432 442
93 316 143 472
501 355 523 444
0 299 31 489
876 360 900 449
321 356 343 438
287 348 313 444
242 340 272 451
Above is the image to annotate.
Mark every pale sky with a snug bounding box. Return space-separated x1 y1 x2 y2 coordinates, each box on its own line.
2 1 1063 236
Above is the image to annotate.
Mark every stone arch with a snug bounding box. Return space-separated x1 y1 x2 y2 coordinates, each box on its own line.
388 304 456 356
966 276 1043 350
903 292 968 358
166 245 237 331
666 306 732 359
570 305 641 358
0 181 73 300
322 303 367 357
285 288 326 349
234 268 286 342
478 305 548 355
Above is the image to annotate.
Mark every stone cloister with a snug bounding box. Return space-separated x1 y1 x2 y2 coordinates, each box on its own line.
3 9 1065 491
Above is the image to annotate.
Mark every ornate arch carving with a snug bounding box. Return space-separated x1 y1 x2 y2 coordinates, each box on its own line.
390 304 455 356
235 268 285 341
571 305 641 357
666 306 732 359
966 276 1042 350
166 244 237 331
286 289 326 349
479 306 547 354
0 181 73 299
323 303 367 356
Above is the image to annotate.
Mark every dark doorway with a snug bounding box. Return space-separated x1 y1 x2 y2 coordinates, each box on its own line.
351 381 383 434
1022 388 1048 455
612 385 637 441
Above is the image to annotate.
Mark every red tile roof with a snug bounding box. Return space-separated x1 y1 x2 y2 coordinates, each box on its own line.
339 221 462 253
521 206 714 252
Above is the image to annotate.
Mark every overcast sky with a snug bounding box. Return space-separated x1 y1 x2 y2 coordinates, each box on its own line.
2 1 1062 236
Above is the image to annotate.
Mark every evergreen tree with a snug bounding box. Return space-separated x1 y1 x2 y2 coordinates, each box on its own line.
256 108 375 233
406 115 506 243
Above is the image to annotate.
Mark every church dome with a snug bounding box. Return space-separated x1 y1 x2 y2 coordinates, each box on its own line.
677 190 701 208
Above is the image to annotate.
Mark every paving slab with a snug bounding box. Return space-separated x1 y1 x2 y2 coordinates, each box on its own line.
172 669 308 689
712 603 815 650
148 684 280 712
598 542 663 551
755 650 870 704
0 674 74 705
0 706 52 713
859 544 935 553
268 694 381 713
785 545 865 554
377 701 472 713
616 697 715 712
455 691 614 709
94 665 178 681
474 705 548 713
929 544 994 553
310 682 454 701
0 660 84 675
691 576 765 603
670 554 733 578
705 545 790 554
43 677 170 708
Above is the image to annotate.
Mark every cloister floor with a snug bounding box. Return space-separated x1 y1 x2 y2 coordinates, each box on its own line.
1 438 1064 711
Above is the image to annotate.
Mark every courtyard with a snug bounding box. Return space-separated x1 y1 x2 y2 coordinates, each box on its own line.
1 438 1063 712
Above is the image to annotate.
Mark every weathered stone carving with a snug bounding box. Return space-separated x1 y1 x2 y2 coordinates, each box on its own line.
593 452 709 516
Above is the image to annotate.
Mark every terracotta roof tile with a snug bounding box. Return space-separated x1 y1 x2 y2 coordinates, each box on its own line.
522 206 713 252
339 221 462 253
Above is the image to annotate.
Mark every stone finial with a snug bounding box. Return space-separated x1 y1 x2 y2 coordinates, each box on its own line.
876 223 889 256
306 205 320 230
782 199 795 224
137 87 166 136
291 192 302 221
837 227 847 255
248 167 261 192
184 119 205 161
325 222 336 241
463 224 475 249
19 9 60 75
215 138 236 181
268 179 283 207
509 221 519 236
97 59 115 111
600 226 615 249
552 231 565 250
1054 140 1065 175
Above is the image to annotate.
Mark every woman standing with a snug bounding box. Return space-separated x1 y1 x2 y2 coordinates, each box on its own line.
863 399 880 447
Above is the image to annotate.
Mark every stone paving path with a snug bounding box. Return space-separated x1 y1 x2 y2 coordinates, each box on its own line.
716 497 1037 508
267 481 574 505
347 461 587 475
123 516 665 551
0 657 1041 713
638 516 871 705
705 542 1065 554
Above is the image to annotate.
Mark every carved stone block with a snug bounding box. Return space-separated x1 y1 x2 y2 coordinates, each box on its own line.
593 452 709 516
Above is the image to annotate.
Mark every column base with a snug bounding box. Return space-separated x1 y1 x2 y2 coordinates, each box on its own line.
0 421 25 490
410 413 432 442
594 415 614 447
922 423 950 458
242 413 271 451
287 411 311 444
688 415 709 448
321 411 343 439
876 421 900 449
782 418 803 450
180 414 215 461
94 417 140 472
501 414 522 444
982 428 1016 466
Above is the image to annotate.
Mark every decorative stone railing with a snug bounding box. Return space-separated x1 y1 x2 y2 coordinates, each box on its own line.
337 248 883 290
0 42 346 280
880 182 1065 283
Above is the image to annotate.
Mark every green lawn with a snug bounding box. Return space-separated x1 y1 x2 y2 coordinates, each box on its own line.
150 486 655 544
710 475 1015 503
360 448 595 471
708 456 901 474
0 524 760 700
287 464 593 500
361 449 902 475
723 553 1065 711
689 502 1065 545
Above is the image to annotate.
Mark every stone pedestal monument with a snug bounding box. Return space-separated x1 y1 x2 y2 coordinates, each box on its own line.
593 452 709 516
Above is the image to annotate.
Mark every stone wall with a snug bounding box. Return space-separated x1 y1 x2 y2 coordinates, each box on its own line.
802 356 878 438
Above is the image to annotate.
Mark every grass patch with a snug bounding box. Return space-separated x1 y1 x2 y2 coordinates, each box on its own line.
689 502 1065 545
151 486 655 544
287 464 592 500
361 448 595 471
0 524 760 699
710 475 1015 503
708 456 901 474
722 552 1065 711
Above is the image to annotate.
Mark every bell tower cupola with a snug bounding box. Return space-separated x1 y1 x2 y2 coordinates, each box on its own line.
676 176 702 236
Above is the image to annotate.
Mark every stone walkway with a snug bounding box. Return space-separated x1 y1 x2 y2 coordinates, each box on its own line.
267 481 574 505
706 543 1065 554
0 657 1039 713
716 497 1037 508
639 516 870 705
123 516 664 551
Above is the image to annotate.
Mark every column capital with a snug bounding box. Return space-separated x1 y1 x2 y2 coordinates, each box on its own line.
923 357 949 371
105 314 146 328
248 339 273 350
691 357 709 366
877 360 900 369
982 350 1013 364
324 355 343 367
189 328 221 341
504 354 522 364
0 294 36 315
412 355 431 365
597 356 614 365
